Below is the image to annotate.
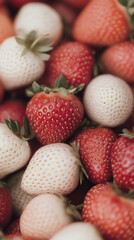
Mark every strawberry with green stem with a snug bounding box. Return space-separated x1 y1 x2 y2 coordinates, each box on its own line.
20 193 82 240
71 128 117 184
73 0 133 46
26 74 84 145
82 182 134 240
0 30 53 90
14 2 63 45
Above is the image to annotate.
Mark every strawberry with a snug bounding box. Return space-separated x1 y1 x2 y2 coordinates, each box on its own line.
61 0 89 9
41 41 94 88
5 234 34 240
20 194 75 240
0 121 31 179
5 219 20 235
72 0 131 46
50 222 103 240
111 129 134 192
82 183 134 240
0 31 52 90
14 3 63 45
100 41 134 83
0 100 25 126
83 74 134 127
21 143 80 195
0 9 14 45
0 182 12 227
26 81 84 145
8 171 34 216
72 128 117 184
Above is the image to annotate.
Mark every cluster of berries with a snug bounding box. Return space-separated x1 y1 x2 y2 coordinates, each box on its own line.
0 0 134 240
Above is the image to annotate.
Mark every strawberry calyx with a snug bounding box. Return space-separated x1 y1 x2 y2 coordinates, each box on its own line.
15 29 53 60
119 127 134 139
70 142 89 185
110 180 134 199
57 194 82 221
0 181 6 188
26 73 84 97
3 117 35 141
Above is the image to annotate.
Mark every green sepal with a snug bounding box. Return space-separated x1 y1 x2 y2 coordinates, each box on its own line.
3 118 21 136
0 181 6 188
57 194 82 221
3 117 35 141
15 37 25 46
26 73 84 97
111 180 134 199
70 142 89 185
119 127 134 139
16 30 53 60
55 73 68 88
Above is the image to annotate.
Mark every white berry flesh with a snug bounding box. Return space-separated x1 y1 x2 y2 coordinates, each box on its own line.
83 74 134 127
0 37 45 90
14 2 63 45
0 124 31 179
50 222 103 240
21 143 80 195
20 194 73 240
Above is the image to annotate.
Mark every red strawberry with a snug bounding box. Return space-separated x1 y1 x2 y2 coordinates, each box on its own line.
41 41 94 88
61 0 89 9
100 41 134 83
0 100 25 126
111 129 134 192
26 82 84 145
5 219 20 235
0 182 12 227
72 0 131 46
82 183 134 240
72 128 117 184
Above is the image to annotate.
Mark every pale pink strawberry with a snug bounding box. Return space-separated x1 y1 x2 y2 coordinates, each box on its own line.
20 194 73 240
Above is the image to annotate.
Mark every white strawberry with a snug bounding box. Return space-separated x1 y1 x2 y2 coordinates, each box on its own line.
0 31 52 90
20 194 73 240
14 2 63 45
0 123 31 179
21 143 80 195
83 74 134 127
9 170 34 216
50 222 103 240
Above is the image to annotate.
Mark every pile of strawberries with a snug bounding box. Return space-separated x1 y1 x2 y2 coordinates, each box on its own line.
0 0 134 240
